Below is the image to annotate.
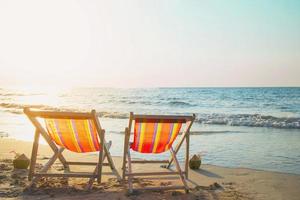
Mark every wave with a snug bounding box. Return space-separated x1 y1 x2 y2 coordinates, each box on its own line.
0 103 129 118
189 131 244 135
0 90 44 97
196 114 300 129
168 101 195 107
106 99 195 107
1 103 299 129
0 103 80 114
122 100 152 105
97 111 128 119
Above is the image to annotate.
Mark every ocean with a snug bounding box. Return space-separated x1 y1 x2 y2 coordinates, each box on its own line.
0 87 299 174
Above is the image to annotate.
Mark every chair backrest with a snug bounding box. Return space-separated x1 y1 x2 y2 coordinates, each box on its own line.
45 118 100 153
129 114 194 154
24 108 102 153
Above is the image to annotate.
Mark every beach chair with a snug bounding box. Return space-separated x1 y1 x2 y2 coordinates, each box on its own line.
122 112 195 193
24 108 121 189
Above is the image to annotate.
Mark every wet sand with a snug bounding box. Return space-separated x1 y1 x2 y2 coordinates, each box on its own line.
1 138 300 200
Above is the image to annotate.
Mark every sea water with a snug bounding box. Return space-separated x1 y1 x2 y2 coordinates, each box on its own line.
0 87 299 174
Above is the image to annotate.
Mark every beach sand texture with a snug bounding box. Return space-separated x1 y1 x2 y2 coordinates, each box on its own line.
1 138 300 200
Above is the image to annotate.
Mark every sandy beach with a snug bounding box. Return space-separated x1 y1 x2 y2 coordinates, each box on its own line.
0 138 299 200
1 0 299 199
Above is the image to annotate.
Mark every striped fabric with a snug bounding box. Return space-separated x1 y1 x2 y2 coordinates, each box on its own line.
45 119 100 153
131 119 182 153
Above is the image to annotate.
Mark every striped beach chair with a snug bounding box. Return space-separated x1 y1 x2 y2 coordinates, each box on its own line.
24 108 121 189
122 112 195 193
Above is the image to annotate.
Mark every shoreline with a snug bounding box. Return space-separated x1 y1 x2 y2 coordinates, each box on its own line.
1 137 300 176
1 138 300 199
2 136 300 176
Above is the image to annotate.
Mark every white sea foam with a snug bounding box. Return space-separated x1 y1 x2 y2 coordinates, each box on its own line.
1 102 299 129
196 114 300 129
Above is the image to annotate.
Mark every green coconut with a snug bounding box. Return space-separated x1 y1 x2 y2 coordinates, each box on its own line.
189 154 201 169
13 154 30 169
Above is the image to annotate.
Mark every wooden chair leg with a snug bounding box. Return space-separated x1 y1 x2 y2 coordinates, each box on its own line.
167 133 186 168
170 147 189 193
86 142 112 190
104 141 121 181
122 128 130 180
127 147 133 194
28 129 40 181
167 121 193 169
29 147 65 187
185 133 190 179
97 130 105 183
26 115 69 170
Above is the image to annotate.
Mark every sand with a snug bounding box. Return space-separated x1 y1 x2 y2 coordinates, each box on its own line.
1 138 300 200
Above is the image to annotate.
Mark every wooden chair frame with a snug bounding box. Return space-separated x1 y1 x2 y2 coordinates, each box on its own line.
122 112 195 193
24 107 121 189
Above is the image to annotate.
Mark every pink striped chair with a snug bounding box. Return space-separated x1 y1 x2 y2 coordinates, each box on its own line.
122 112 195 193
24 108 121 189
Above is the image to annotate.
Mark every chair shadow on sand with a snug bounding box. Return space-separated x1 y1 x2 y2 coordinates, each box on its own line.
165 165 223 179
184 168 223 188
165 166 223 189
193 168 223 179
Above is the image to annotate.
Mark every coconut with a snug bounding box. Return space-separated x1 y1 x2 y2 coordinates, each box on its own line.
189 154 201 169
13 154 30 169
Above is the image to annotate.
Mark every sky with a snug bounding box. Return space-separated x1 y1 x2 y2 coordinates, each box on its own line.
0 0 299 88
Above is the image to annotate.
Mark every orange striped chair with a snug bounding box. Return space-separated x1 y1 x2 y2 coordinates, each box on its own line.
24 108 121 189
122 112 195 193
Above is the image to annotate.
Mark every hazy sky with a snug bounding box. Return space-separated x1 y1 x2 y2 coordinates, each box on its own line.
0 0 299 88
